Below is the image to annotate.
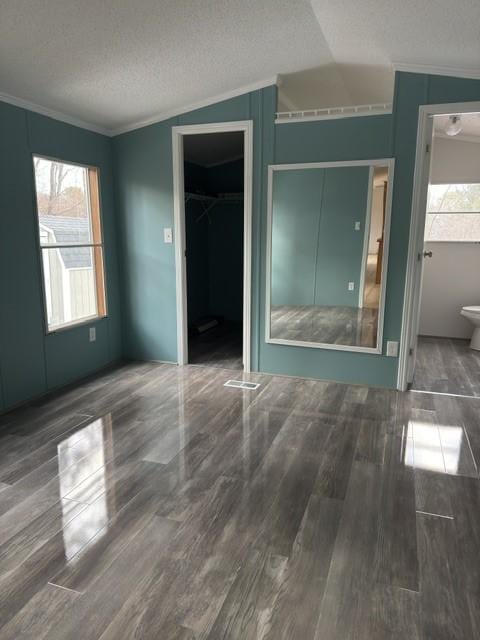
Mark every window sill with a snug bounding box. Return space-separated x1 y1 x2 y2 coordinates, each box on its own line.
46 314 108 336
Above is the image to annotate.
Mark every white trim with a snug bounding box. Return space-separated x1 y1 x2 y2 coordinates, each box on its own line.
265 158 395 355
275 103 392 124
412 388 480 401
172 120 253 372
393 62 480 81
268 159 394 171
1 77 277 138
112 77 276 137
0 90 109 136
146 358 391 391
358 167 374 308
172 130 188 366
397 100 480 391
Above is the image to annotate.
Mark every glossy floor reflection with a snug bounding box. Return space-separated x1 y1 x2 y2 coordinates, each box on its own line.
0 362 479 638
404 419 477 476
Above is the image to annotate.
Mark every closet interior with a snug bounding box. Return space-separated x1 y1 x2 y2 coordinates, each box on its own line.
183 131 245 369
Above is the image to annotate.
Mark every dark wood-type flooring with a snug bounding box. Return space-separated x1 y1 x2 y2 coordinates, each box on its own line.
188 323 242 370
270 304 378 348
0 361 480 638
413 335 480 397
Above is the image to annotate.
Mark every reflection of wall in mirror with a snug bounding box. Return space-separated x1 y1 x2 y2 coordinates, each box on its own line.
271 166 369 308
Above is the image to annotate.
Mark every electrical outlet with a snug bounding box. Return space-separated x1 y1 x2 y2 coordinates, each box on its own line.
163 228 173 243
348 282 355 291
89 327 96 342
355 221 361 231
386 341 398 357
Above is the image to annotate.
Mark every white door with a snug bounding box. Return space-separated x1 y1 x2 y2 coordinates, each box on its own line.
406 116 434 385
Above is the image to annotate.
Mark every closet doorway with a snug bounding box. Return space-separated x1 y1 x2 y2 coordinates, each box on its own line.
172 121 253 371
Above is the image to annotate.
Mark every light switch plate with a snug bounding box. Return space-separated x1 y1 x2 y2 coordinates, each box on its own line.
348 282 355 291
355 221 361 231
89 327 96 342
163 228 173 244
386 341 398 357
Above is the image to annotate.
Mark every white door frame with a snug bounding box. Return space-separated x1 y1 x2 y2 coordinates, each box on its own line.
397 100 480 390
172 120 253 371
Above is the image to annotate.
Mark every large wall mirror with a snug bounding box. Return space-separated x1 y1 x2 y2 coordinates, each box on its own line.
266 159 394 353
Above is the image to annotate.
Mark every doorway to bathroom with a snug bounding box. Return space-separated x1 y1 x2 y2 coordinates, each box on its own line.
400 103 480 396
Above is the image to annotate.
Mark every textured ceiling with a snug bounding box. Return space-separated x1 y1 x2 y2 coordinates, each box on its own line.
0 0 479 134
292 0 480 109
0 0 333 133
310 0 480 71
434 113 480 139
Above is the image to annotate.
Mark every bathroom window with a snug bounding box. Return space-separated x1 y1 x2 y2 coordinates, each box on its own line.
33 156 107 332
425 183 480 241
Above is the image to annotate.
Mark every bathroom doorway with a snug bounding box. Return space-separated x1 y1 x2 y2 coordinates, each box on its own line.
400 104 480 396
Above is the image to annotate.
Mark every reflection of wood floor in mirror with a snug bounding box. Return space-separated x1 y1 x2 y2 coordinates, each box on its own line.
363 254 380 309
270 305 378 348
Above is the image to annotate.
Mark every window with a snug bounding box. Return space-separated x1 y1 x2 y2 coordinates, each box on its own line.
33 156 107 331
425 183 480 242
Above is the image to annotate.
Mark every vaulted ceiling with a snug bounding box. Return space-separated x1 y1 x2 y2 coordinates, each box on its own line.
0 0 479 135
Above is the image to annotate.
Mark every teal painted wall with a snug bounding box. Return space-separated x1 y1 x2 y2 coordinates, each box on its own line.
4 71 479 409
272 169 321 306
113 119 178 362
271 166 369 307
113 88 276 368
114 71 480 388
0 101 121 412
262 113 395 385
316 166 369 306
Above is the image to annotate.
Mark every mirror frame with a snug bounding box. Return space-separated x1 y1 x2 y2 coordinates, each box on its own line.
265 158 395 355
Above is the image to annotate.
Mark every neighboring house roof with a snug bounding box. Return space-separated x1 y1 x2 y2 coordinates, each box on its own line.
40 215 92 269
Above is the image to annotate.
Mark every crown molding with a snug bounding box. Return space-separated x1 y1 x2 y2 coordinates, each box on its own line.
0 90 110 136
0 76 278 138
393 62 480 81
110 76 278 137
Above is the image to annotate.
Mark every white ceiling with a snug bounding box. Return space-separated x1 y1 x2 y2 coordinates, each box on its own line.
0 0 479 134
434 112 480 140
281 0 480 110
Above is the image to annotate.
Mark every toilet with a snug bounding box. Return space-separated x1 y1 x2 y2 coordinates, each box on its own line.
460 306 480 350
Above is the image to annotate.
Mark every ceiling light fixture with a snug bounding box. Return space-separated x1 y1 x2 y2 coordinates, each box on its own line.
445 115 462 137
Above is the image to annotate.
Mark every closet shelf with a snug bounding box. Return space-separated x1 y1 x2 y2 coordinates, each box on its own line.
185 192 244 223
185 192 243 203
